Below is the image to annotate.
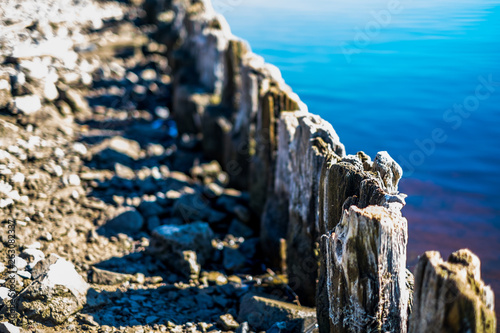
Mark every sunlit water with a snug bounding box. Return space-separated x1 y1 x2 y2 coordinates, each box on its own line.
223 0 500 306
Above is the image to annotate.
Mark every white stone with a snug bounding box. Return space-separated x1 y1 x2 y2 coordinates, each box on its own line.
0 199 13 208
28 136 41 147
0 181 13 195
0 287 10 303
155 106 170 119
0 321 20 333
27 242 42 250
54 148 65 158
0 80 9 90
14 95 42 115
63 72 80 84
8 190 20 201
20 59 49 80
17 271 31 279
11 173 25 184
7 146 20 155
72 143 87 155
81 73 92 86
43 258 88 297
44 81 59 101
68 174 81 186
14 257 27 270
53 165 63 177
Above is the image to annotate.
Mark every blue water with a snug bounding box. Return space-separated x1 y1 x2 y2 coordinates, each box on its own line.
222 0 500 301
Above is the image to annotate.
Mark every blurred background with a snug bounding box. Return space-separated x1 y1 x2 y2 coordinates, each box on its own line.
222 0 500 307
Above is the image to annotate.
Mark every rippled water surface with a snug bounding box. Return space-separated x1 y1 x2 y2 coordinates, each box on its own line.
223 0 500 306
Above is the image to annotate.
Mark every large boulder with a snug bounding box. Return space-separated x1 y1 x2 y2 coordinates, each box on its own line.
14 254 89 326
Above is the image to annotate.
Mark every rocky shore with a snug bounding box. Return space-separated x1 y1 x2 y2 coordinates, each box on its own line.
0 0 496 332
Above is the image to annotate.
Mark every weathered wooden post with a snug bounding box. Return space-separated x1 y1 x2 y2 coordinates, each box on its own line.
409 249 496 333
322 205 410 333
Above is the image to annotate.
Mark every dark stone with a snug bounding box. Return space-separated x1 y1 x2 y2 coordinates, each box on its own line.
138 201 165 218
228 219 254 238
223 247 246 272
104 207 144 234
172 193 226 223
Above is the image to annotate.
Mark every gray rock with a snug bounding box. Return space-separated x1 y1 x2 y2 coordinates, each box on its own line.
228 219 254 238
149 222 214 278
86 288 109 308
31 254 60 280
13 257 27 271
203 182 224 198
104 207 144 234
239 238 259 259
173 193 226 223
89 267 134 285
15 255 89 326
238 294 317 332
138 201 164 218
